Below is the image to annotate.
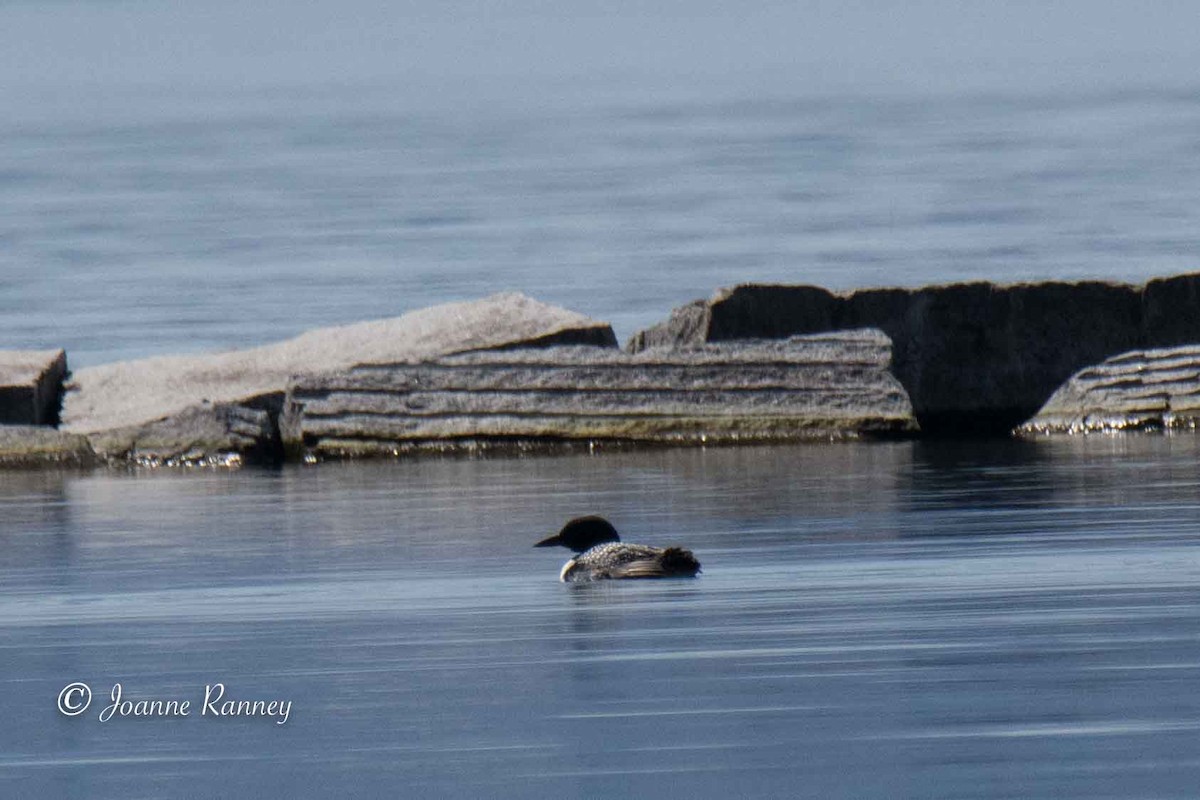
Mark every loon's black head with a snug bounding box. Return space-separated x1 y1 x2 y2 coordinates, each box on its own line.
535 515 621 553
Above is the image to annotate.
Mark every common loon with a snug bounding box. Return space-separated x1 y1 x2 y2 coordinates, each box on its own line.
535 515 701 582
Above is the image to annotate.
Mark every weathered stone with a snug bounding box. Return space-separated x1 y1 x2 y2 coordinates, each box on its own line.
625 300 711 353
86 403 279 466
62 293 616 436
1017 344 1200 434
629 274 1200 434
0 349 68 426
1143 273 1200 348
283 330 916 458
847 281 1142 433
0 426 95 468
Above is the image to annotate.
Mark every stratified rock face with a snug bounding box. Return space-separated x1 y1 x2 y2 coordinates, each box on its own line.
61 293 616 436
282 329 916 458
87 403 279 466
0 350 68 426
1018 345 1200 434
0 426 95 468
628 275 1200 434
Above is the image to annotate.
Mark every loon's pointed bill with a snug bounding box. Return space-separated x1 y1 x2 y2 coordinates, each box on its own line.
536 515 700 582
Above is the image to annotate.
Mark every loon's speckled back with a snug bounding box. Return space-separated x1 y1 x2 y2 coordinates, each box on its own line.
535 516 701 582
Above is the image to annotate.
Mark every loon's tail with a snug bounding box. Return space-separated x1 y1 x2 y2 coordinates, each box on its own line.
660 547 702 577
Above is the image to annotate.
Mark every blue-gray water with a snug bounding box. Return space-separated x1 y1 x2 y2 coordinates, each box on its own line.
4 82 1200 365
5 0 1200 365
4 439 1200 798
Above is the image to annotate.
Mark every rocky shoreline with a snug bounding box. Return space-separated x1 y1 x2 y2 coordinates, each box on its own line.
4 274 1200 469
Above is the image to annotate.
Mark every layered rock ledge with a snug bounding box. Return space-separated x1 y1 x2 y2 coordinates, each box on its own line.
62 292 616 440
282 329 915 459
1 294 616 467
1018 345 1200 434
629 273 1200 435
9 271 1200 468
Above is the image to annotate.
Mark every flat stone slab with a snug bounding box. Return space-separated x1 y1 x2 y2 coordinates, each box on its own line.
0 426 95 468
62 293 616 436
0 349 67 426
282 329 916 458
1017 344 1200 434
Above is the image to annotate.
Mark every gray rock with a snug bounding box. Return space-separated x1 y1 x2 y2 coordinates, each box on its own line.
87 403 279 466
628 275 1200 434
0 349 68 426
626 299 712 352
62 292 616 436
1143 273 1200 348
1017 345 1200 434
0 426 95 468
282 329 916 458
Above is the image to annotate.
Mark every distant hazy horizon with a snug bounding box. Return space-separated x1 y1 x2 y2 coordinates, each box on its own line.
4 1 1200 103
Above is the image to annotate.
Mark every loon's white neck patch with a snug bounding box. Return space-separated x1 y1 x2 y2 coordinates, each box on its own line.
559 559 579 582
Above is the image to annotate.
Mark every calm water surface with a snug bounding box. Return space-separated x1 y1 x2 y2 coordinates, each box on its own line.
4 84 1200 364
3 437 1199 798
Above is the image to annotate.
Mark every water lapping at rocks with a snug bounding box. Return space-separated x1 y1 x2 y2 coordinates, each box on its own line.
1019 344 1200 434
